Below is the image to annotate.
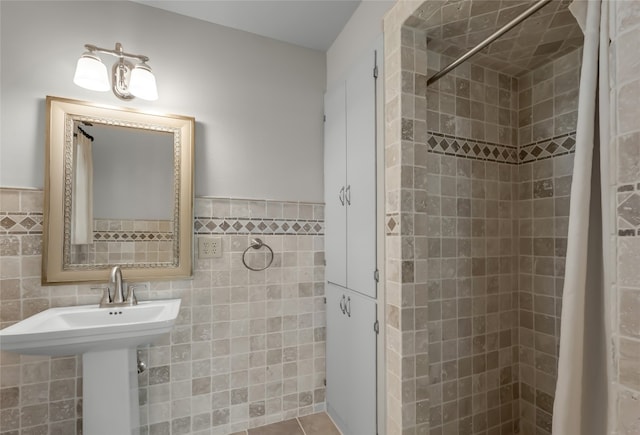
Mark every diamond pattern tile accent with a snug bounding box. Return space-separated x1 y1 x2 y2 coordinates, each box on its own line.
618 193 640 227
426 132 576 165
426 132 518 164
193 216 324 236
206 221 217 231
0 216 15 230
386 214 400 235
518 132 577 164
0 212 43 234
89 230 175 242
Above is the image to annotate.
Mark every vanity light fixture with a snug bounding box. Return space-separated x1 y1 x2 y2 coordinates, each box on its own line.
73 42 158 101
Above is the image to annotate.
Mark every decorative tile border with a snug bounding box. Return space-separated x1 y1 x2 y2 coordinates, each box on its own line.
617 183 640 237
194 217 324 235
519 132 577 164
426 131 518 164
386 214 400 236
426 131 577 165
0 201 390 238
92 230 174 242
0 212 43 235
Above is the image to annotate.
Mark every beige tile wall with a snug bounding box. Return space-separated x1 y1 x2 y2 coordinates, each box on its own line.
422 36 522 435
516 49 581 435
385 2 583 433
425 49 518 147
611 2 640 434
0 188 326 435
422 151 520 435
383 2 439 433
70 219 174 265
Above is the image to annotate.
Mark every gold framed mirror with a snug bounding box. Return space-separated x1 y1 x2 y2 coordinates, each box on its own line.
43 96 194 284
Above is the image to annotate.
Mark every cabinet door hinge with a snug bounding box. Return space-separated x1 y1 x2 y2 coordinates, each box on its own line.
323 297 327 304
324 378 327 386
323 114 326 123
374 269 379 282
373 49 379 78
373 320 379 334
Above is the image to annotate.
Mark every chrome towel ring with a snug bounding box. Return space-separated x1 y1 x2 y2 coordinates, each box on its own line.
242 238 274 271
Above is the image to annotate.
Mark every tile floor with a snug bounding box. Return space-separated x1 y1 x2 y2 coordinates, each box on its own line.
231 412 341 435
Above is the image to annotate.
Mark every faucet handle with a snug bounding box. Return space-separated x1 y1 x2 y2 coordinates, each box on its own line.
125 284 139 306
92 287 111 307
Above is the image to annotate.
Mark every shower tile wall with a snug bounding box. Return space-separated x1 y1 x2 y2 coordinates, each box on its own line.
611 3 640 434
400 22 581 435
388 2 639 434
0 188 326 435
516 49 581 435
422 40 521 435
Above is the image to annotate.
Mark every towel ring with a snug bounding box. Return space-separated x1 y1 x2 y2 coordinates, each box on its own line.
242 238 274 271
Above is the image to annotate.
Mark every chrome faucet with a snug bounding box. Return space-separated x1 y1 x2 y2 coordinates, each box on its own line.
109 265 125 304
98 266 138 308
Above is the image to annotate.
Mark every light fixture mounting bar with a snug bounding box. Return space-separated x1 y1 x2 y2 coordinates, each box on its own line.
84 43 149 63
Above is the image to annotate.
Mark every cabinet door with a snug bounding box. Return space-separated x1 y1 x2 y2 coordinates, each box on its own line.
344 288 377 435
324 85 347 287
345 42 379 298
325 283 349 432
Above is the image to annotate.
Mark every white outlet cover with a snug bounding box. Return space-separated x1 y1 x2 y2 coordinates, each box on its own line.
198 236 222 258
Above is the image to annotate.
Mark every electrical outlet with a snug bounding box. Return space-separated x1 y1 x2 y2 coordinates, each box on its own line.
198 236 222 258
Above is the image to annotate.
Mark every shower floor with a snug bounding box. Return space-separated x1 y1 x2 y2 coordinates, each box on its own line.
230 412 341 435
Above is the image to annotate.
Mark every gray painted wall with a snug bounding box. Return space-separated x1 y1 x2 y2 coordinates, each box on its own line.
0 1 325 202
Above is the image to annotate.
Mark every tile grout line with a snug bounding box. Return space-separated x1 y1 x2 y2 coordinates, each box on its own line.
296 417 309 435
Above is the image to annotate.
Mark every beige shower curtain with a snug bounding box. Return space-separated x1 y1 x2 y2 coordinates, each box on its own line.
71 128 94 245
552 0 613 434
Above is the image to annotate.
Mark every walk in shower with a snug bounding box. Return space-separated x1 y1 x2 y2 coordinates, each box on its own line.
385 0 584 433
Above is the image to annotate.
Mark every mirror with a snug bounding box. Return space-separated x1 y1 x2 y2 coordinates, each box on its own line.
43 96 194 284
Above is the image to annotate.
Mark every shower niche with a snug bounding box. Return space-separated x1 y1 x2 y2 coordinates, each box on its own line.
388 0 584 434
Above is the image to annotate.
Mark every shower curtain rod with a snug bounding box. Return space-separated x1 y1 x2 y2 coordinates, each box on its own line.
426 0 552 86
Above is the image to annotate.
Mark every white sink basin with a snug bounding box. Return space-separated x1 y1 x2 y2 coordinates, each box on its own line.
0 299 181 356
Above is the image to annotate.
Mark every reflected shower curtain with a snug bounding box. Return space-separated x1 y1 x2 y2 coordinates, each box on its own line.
552 0 613 434
71 128 94 245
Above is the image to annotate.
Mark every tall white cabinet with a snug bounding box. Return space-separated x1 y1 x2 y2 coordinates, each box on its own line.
324 44 378 299
324 37 381 435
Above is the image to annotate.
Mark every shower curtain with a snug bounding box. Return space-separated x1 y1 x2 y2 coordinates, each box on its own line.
71 128 94 245
552 0 613 434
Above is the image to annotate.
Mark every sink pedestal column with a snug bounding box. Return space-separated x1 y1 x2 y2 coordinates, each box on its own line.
83 348 140 435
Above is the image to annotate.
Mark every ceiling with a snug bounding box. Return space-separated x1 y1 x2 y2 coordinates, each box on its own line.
132 0 361 51
406 0 583 76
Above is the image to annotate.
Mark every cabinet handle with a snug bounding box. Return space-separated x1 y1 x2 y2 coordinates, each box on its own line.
345 185 351 206
346 296 351 317
339 186 345 206
339 295 346 314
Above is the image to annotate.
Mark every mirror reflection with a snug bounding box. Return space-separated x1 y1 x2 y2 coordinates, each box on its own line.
68 122 175 266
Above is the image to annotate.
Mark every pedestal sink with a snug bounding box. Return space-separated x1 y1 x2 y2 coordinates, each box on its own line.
0 299 181 435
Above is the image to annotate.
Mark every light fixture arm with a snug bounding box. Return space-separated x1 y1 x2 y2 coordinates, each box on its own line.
84 42 150 63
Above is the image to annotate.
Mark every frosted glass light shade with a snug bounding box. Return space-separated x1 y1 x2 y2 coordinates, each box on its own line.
129 64 158 101
73 53 109 92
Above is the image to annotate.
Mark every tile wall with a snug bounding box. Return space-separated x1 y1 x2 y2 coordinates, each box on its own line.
611 2 640 434
422 45 521 435
70 219 174 265
385 1 582 430
516 50 581 435
383 2 439 433
0 188 326 435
